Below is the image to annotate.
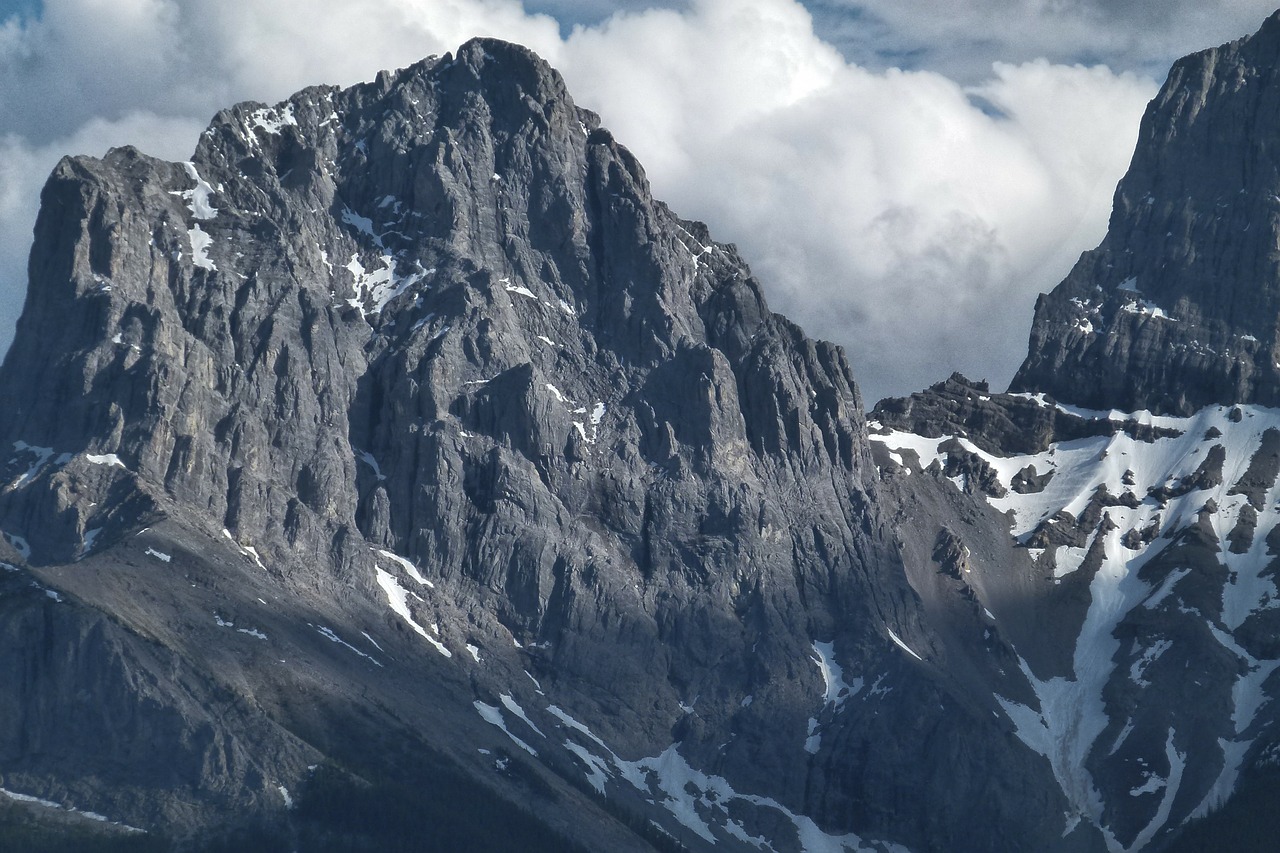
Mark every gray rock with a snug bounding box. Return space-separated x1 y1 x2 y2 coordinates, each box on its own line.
1011 11 1280 414
0 36 1072 852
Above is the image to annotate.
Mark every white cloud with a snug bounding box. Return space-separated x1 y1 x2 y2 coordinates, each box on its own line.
554 2 1156 400
0 0 1177 402
813 0 1279 82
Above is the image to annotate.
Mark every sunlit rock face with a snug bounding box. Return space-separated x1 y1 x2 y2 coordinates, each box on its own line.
0 37 1073 852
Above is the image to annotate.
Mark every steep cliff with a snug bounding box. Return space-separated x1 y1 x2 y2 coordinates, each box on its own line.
870 14 1280 849
0 39 1073 852
1012 11 1280 415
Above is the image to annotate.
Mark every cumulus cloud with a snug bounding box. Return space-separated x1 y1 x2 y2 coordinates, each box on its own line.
553 1 1156 400
0 0 564 144
810 0 1279 82
0 0 1178 402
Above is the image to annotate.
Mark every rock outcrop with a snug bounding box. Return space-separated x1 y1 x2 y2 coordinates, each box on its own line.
867 14 1280 849
0 38 1072 852
1012 11 1280 415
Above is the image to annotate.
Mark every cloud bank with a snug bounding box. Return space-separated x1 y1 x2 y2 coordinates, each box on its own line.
809 0 1279 82
0 0 1190 403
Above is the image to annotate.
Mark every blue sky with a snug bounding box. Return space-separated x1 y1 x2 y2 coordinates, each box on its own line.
0 1 1276 402
0 0 37 17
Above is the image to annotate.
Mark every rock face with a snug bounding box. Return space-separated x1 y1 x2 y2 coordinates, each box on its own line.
1012 11 1280 415
0 38 1074 853
872 377 1280 852
8 16 1280 852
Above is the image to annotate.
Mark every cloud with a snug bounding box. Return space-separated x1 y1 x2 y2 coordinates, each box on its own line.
0 0 565 144
553 2 1156 401
0 0 1171 403
808 0 1279 82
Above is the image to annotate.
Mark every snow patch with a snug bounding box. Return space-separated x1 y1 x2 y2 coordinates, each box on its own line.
810 641 863 708
85 453 125 468
345 252 427 317
375 548 433 588
1130 639 1172 688
248 103 297 135
341 207 382 248
315 625 382 666
237 543 266 571
80 527 102 556
0 788 143 833
563 739 611 794
504 280 538 299
474 701 538 756
3 531 31 559
374 567 450 657
804 717 821 754
615 744 903 852
886 628 923 661
356 450 387 481
8 441 59 489
176 162 218 219
500 694 545 738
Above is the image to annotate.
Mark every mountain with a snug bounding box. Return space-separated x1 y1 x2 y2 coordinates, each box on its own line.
1011 11 1280 416
3 14 1280 853
0 38 1061 853
869 12 1280 850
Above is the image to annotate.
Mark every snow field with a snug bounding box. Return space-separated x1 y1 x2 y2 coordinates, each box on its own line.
872 401 1280 847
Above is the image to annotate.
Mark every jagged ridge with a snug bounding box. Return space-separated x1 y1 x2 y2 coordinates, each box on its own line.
0 38 1076 852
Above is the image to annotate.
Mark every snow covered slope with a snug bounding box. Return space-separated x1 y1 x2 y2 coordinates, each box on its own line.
872 388 1280 851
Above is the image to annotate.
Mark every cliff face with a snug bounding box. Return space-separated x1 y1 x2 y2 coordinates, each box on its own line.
1012 11 1280 415
872 373 1280 852
0 38 1072 852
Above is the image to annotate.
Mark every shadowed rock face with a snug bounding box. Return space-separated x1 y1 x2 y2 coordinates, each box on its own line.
0 38 1076 852
1012 11 1280 416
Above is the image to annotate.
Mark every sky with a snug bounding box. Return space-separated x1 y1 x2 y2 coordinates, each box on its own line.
0 1 1276 405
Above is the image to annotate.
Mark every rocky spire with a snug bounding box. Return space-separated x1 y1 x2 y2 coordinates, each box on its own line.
1011 11 1280 414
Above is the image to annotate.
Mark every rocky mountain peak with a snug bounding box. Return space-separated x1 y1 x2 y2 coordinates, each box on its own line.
0 35 1007 853
1011 10 1280 414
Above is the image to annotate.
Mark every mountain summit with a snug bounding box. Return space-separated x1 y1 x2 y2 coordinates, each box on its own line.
0 38 1040 852
1013 11 1280 415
